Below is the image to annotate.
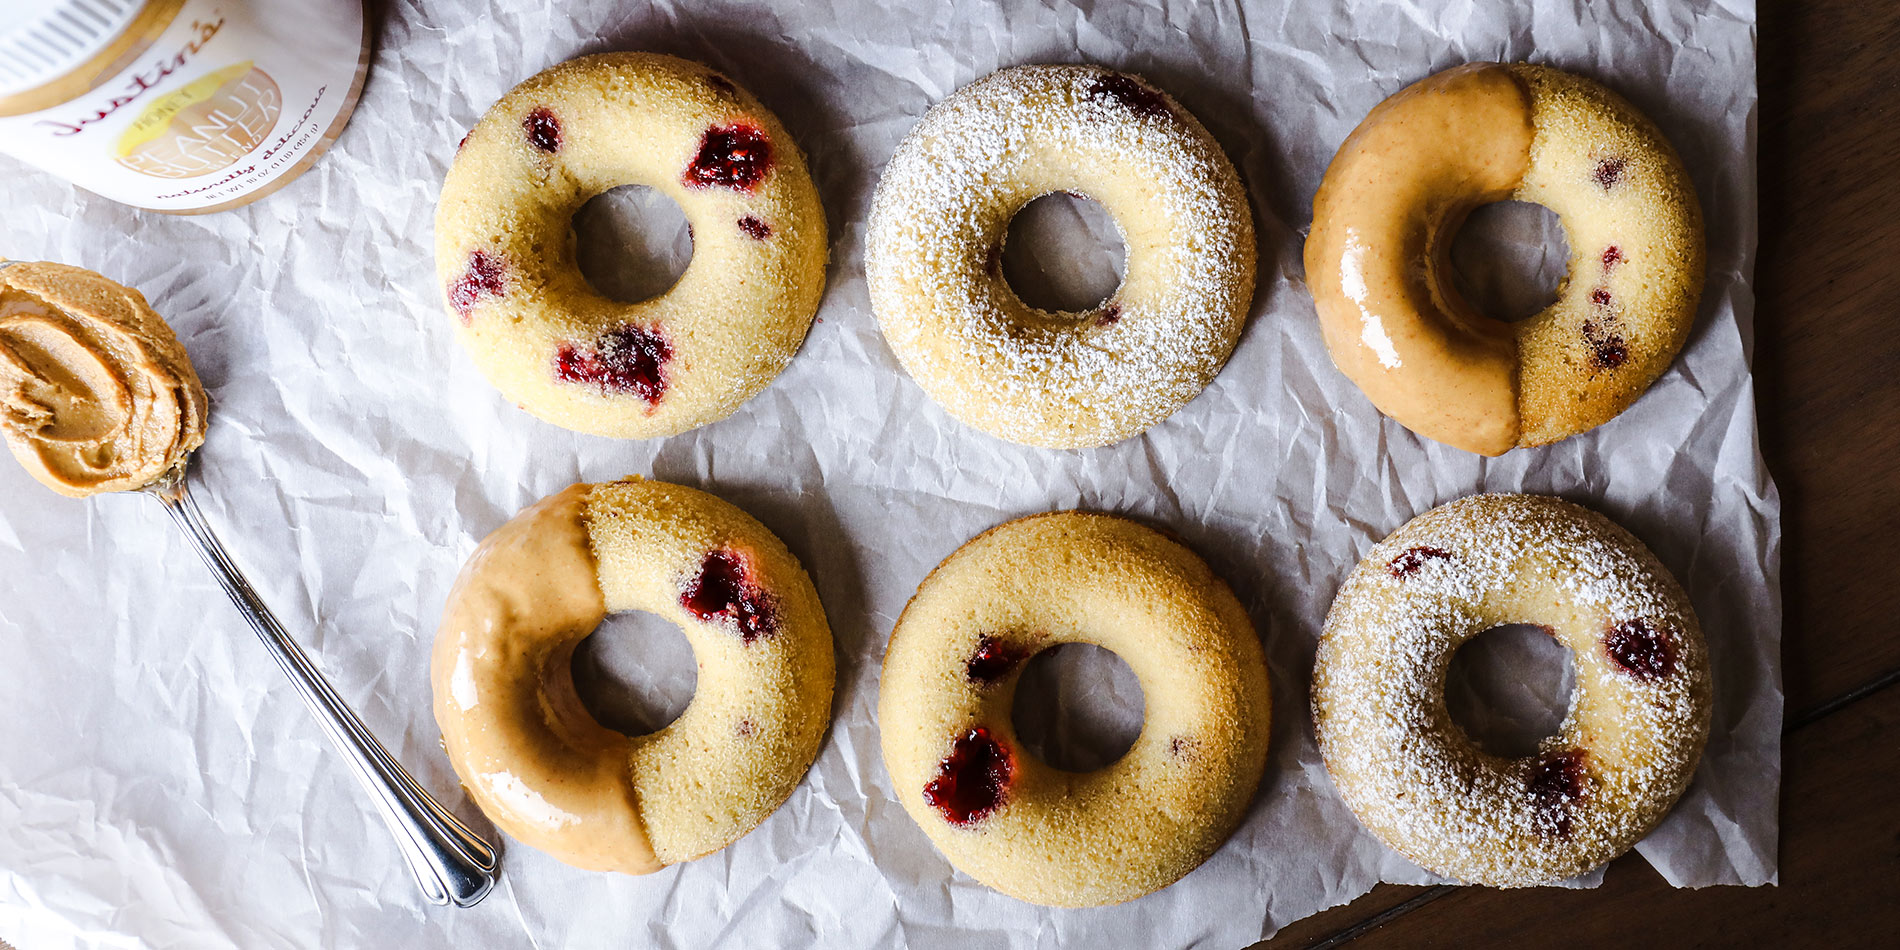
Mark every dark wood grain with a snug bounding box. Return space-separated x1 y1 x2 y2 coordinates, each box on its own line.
1254 0 1900 944
1754 0 1900 713
1246 886 1444 949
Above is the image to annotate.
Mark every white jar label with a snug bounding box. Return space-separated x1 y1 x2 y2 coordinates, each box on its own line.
0 0 366 212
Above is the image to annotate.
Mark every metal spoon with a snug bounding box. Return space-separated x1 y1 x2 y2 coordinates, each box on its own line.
142 459 500 907
0 257 497 906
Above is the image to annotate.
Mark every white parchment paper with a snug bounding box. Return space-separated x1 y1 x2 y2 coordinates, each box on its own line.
0 0 1774 947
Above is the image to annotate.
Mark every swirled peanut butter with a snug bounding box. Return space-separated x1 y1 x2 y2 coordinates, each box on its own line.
1306 63 1532 456
0 261 207 496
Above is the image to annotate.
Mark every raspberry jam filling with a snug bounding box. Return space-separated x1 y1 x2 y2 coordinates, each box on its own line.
1584 323 1629 371
684 124 772 192
1096 303 1122 326
523 106 562 153
1528 748 1589 837
965 636 1027 684
448 250 506 322
1601 245 1623 270
681 549 779 643
1593 157 1626 190
553 323 673 405
1388 546 1452 578
924 727 1012 826
1605 619 1678 680
1088 74 1170 118
737 215 772 240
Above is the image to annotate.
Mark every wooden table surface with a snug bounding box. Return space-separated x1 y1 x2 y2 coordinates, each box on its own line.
1254 1 1900 946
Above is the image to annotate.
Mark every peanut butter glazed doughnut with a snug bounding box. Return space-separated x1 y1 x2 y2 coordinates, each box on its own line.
866 65 1256 449
0 261 206 497
435 53 828 439
880 512 1271 906
1313 493 1712 886
431 477 834 873
1306 63 1705 455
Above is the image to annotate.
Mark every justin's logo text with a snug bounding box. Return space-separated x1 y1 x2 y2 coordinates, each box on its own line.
35 14 227 137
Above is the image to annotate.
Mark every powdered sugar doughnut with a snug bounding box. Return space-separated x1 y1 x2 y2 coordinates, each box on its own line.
1313 493 1711 886
435 53 827 439
880 511 1271 906
866 65 1256 449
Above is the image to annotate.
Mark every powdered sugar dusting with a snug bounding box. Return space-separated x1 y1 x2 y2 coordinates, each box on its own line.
865 65 1255 448
1313 493 1711 886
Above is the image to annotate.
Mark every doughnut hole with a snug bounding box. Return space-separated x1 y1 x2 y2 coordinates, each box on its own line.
1443 623 1576 758
1009 643 1145 773
999 192 1127 315
570 610 698 737
572 184 694 304
1448 200 1569 324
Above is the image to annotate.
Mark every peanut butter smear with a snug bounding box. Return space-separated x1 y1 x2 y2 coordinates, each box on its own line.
0 261 208 497
431 483 662 874
1305 63 1534 456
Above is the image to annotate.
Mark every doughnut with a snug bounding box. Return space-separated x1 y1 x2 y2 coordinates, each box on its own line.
1313 493 1712 886
431 476 834 873
1305 63 1705 455
435 53 828 439
879 511 1271 906
865 65 1256 449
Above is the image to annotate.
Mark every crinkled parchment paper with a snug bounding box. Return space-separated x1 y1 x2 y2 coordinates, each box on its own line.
0 0 1772 947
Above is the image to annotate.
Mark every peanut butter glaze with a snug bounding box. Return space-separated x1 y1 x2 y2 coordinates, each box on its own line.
1306 63 1533 456
430 483 661 874
0 261 207 496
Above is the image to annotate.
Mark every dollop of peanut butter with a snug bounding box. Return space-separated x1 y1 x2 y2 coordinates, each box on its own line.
0 261 207 497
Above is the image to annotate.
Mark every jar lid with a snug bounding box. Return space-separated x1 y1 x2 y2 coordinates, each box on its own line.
0 0 150 102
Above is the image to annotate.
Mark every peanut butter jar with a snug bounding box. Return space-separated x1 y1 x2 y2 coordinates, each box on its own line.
0 0 369 213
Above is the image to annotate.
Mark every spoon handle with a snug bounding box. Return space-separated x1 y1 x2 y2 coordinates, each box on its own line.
152 476 500 908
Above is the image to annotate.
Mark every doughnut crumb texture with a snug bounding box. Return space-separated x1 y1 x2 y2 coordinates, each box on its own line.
866 65 1256 449
1510 64 1706 447
880 511 1271 906
435 53 828 439
1313 493 1712 886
